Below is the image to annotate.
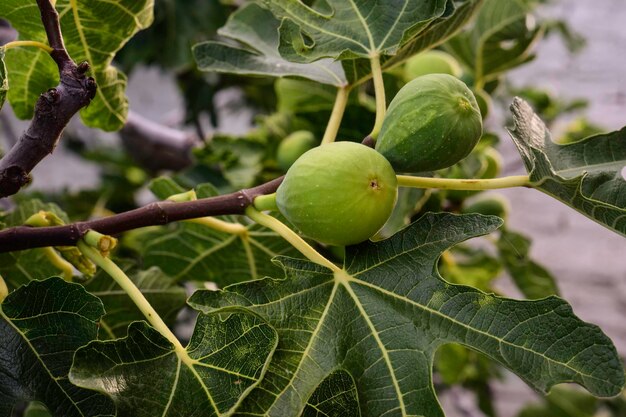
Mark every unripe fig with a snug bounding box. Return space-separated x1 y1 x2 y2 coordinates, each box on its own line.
277 131 317 171
376 74 483 173
403 50 462 82
276 142 398 246
462 194 510 219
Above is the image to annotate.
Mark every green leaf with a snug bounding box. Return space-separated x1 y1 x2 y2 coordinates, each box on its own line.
0 277 115 417
0 47 7 111
517 386 599 417
70 311 278 417
24 403 52 417
445 0 541 83
497 229 559 299
0 0 154 131
508 97 626 237
85 266 187 339
0 200 70 288
267 0 449 61
190 213 624 416
141 178 302 286
194 3 347 87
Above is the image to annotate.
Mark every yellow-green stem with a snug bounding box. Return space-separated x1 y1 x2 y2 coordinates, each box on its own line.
321 86 350 145
188 217 248 236
253 193 278 212
3 41 53 53
245 207 340 272
0 274 8 303
369 55 386 140
396 175 531 191
78 237 185 352
42 247 74 281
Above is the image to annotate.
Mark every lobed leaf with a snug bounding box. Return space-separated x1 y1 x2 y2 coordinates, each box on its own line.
194 3 347 87
190 213 624 417
70 311 278 417
508 98 626 236
0 0 153 131
0 277 115 417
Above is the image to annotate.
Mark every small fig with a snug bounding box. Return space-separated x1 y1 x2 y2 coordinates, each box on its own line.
403 50 462 82
446 146 503 201
461 194 510 219
376 74 483 173
276 142 398 246
277 131 317 170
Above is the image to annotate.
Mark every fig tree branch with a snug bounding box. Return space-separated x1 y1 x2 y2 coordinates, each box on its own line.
0 0 97 198
0 176 284 253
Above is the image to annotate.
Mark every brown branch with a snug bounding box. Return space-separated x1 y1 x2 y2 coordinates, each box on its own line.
0 0 96 198
0 176 284 253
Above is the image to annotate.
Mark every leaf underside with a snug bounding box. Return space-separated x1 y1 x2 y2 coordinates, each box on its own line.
189 213 624 417
508 97 626 236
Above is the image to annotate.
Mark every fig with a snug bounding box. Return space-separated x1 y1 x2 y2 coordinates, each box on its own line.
403 50 462 82
462 194 510 219
447 146 502 201
277 130 317 171
376 74 483 172
276 142 398 246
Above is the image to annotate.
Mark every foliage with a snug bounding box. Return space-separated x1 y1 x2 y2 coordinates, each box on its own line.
0 1 624 416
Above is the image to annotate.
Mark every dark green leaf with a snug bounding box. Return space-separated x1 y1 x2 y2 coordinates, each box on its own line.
0 0 154 131
445 0 541 83
508 98 626 236
85 266 187 339
267 0 449 61
70 311 278 417
498 229 559 299
190 213 624 416
0 278 115 417
194 3 347 87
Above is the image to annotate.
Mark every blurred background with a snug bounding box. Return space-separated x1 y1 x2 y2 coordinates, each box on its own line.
1 0 625 416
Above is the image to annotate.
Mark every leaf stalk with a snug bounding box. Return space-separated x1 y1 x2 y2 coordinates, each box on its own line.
396 175 532 190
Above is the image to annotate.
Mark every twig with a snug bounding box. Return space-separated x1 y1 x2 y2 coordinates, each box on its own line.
0 0 97 198
120 111 198 172
0 176 284 253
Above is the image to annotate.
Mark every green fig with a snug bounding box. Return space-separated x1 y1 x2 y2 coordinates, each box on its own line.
276 142 398 246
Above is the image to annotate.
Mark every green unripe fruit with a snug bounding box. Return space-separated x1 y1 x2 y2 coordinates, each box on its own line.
376 74 483 173
276 142 398 246
472 88 492 120
403 50 462 82
277 131 317 171
462 194 510 219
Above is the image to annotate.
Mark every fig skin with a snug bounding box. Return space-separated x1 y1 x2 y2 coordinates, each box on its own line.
403 50 462 82
376 73 483 173
277 130 317 171
276 142 398 246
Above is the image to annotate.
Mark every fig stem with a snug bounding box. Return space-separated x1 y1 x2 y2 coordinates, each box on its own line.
188 217 248 236
245 207 340 273
321 86 351 145
396 175 531 190
368 54 386 140
0 274 7 303
78 233 185 352
253 193 278 212
3 40 53 53
41 247 74 281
